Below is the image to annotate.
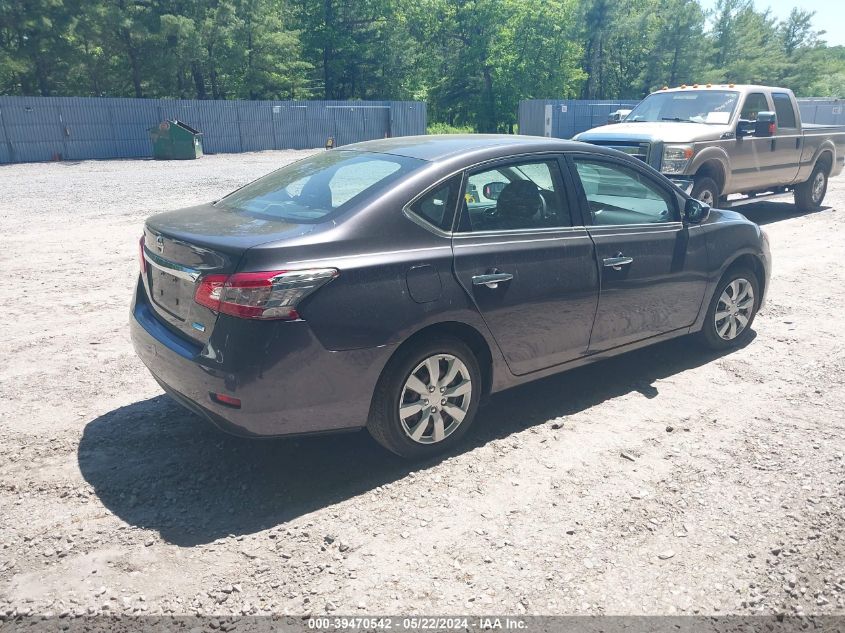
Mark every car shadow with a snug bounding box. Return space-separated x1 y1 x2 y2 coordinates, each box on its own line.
78 332 753 547
731 200 829 225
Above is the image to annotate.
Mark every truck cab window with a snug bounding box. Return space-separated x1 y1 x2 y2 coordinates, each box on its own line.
772 93 797 128
740 93 769 121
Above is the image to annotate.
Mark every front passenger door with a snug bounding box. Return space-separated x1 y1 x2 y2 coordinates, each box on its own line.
569 156 709 352
452 157 599 375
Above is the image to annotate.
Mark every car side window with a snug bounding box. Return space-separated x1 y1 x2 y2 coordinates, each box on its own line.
573 159 676 226
407 175 461 231
457 160 571 232
772 93 797 128
740 93 769 120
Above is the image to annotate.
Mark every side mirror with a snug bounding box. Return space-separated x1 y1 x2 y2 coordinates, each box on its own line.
483 181 508 200
737 119 754 137
685 197 711 224
754 111 777 137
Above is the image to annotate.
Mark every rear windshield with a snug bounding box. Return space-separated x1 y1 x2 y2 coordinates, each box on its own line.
216 150 424 222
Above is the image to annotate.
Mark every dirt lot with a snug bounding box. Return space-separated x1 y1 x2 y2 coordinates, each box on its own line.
0 151 843 620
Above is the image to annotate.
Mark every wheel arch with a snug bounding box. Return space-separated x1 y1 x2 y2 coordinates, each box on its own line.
815 148 834 175
689 147 729 194
380 321 495 398
694 160 727 195
722 252 767 300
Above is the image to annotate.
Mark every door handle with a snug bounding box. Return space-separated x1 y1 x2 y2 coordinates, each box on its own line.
602 254 633 271
472 272 513 289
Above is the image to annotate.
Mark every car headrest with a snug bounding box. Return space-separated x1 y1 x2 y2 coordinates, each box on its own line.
496 180 541 219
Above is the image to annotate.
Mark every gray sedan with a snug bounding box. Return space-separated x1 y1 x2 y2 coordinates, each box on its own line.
131 135 771 459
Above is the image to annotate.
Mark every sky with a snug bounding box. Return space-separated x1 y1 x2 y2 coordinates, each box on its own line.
699 0 845 47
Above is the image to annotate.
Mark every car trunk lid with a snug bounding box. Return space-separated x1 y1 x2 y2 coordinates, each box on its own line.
141 203 317 344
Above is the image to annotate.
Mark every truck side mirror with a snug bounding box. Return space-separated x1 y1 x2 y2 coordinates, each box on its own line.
754 111 777 137
737 120 754 137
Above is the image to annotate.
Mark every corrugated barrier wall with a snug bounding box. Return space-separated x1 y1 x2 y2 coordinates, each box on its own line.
0 97 427 164
518 100 640 138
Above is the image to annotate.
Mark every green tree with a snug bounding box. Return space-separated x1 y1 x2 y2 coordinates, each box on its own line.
639 0 708 92
706 0 786 85
0 0 78 95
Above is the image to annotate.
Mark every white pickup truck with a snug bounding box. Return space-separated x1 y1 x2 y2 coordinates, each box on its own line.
575 84 845 211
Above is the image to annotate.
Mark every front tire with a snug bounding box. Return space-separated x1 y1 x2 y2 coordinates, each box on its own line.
794 163 828 212
698 267 760 350
691 176 719 207
368 336 482 459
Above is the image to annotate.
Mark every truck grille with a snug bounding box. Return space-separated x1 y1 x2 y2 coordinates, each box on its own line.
589 141 650 163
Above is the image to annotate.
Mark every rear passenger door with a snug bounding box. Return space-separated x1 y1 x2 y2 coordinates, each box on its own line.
567 154 709 352
451 155 599 375
771 92 802 185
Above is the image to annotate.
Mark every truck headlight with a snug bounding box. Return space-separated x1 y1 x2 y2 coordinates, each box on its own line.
662 145 694 174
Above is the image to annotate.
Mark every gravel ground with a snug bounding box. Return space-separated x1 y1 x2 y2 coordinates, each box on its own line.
0 151 843 620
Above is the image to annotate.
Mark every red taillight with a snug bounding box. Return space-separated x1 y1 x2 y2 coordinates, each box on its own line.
211 392 241 408
194 273 229 312
194 268 338 320
769 122 777 135
139 235 147 274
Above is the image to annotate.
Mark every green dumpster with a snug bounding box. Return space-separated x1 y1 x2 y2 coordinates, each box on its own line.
148 120 204 160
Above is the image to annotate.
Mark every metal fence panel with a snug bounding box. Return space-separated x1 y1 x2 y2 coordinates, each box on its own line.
390 101 426 137
65 140 119 161
271 104 309 150
12 141 61 163
330 104 390 145
517 100 548 136
798 99 845 126
306 103 334 149
3 101 64 143
0 96 426 164
362 107 390 141
519 99 639 139
196 101 241 154
237 102 275 152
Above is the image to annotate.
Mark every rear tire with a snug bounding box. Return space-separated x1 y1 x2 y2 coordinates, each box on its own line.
367 336 482 459
698 267 760 351
691 176 719 207
794 162 828 212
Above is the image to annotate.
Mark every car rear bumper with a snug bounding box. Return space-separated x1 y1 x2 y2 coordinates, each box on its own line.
130 279 391 438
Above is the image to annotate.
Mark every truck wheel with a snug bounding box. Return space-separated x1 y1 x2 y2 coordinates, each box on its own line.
691 176 718 207
698 267 760 351
368 336 482 459
794 163 828 212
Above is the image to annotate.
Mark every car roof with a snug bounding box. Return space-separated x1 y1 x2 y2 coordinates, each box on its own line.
339 134 587 162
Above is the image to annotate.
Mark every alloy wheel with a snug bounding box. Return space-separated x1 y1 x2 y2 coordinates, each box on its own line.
715 278 755 341
399 354 472 444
